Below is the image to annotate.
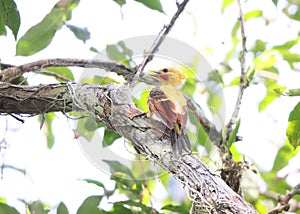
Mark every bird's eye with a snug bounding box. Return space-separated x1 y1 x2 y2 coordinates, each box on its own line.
162 68 169 73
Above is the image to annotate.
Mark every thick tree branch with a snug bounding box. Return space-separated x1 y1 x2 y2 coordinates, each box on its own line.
0 82 257 213
0 59 134 83
0 82 74 114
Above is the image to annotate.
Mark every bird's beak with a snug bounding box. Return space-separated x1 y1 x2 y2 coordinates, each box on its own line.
145 70 160 76
141 70 161 85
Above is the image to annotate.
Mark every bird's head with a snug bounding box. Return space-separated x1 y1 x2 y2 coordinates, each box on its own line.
146 68 187 87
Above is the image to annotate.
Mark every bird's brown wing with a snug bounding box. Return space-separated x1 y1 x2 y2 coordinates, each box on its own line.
147 87 191 155
147 87 177 130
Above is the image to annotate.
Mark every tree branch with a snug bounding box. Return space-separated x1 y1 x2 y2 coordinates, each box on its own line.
131 0 190 86
0 82 257 213
0 58 134 83
185 97 222 145
226 0 247 130
268 183 300 214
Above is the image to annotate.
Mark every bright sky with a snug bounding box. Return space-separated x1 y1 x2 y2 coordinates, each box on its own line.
0 0 300 213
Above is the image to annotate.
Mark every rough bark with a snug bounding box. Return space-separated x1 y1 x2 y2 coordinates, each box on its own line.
0 82 258 213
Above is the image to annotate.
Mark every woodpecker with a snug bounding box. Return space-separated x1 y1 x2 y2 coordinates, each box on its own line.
146 68 191 155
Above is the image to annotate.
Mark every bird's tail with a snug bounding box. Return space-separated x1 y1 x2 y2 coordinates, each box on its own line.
170 129 191 155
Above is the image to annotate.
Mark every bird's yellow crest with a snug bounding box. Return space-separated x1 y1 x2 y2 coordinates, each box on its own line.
146 68 187 87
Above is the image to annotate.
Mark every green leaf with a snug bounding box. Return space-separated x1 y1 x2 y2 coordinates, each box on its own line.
261 170 290 194
272 142 296 172
104 160 144 199
280 51 300 69
76 117 98 142
229 144 243 162
187 110 215 156
132 89 150 112
226 119 241 149
254 50 277 70
66 24 90 43
133 0 163 13
46 67 74 82
226 10 263 61
257 66 283 112
286 102 300 149
161 204 189 214
259 84 285 112
231 21 240 39
16 7 65 56
57 202 69 214
103 129 121 147
39 113 55 149
244 10 263 21
230 10 262 40
93 75 119 85
0 0 20 39
103 160 134 179
106 41 134 66
90 46 99 53
77 196 102 214
0 202 19 214
226 22 239 61
114 200 156 213
221 0 235 13
247 67 256 83
272 0 279 6
112 0 126 7
251 39 266 56
62 0 80 21
28 201 50 214
285 88 300 96
273 37 299 51
283 4 300 21
255 201 268 214
181 77 198 97
112 175 142 200
16 0 79 56
80 178 105 188
159 171 170 187
261 143 295 194
229 77 240 86
80 179 116 198
0 15 7 36
111 204 132 214
207 91 222 114
131 158 157 180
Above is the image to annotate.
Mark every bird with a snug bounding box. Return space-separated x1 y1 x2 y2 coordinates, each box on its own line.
146 67 191 155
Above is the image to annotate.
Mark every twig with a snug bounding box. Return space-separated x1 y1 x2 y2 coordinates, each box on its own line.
37 69 73 82
1 164 26 178
185 96 222 145
130 0 190 87
0 58 134 83
226 0 247 131
9 114 25 123
268 183 300 214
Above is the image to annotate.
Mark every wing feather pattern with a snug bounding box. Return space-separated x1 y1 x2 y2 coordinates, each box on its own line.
147 87 177 129
147 87 191 155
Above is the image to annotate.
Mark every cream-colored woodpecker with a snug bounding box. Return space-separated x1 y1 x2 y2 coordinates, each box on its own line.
146 68 191 155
